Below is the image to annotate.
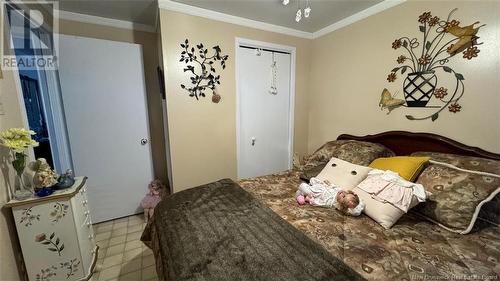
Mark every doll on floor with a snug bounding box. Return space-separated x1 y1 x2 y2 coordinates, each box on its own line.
141 179 166 222
296 177 364 216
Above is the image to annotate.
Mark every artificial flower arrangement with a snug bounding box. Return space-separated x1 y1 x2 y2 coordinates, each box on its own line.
383 9 484 121
0 128 39 199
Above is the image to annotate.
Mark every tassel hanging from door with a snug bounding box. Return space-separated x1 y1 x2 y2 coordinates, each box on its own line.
269 52 278 95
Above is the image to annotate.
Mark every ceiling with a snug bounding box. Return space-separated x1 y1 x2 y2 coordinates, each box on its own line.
171 0 384 33
57 0 158 26
56 0 386 33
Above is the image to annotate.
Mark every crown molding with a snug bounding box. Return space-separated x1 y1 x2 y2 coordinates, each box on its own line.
312 0 406 39
57 10 157 33
56 0 405 38
158 0 313 39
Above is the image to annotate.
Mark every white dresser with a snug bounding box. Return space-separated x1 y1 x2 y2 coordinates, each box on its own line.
6 177 99 281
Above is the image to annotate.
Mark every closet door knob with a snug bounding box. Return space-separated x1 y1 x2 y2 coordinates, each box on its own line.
140 138 148 145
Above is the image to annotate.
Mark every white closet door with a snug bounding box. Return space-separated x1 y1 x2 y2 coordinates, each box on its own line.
237 47 292 179
58 35 153 223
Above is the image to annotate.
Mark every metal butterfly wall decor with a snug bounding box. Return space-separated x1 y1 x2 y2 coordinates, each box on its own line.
380 9 485 121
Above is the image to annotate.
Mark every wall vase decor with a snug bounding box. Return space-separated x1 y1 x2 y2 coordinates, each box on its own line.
380 9 485 121
179 39 229 103
403 70 437 107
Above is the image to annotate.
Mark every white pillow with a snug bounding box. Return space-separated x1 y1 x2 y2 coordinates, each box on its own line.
354 188 419 229
316 157 372 190
354 171 425 229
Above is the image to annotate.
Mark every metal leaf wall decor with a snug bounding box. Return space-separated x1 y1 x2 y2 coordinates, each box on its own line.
379 9 485 121
179 39 229 103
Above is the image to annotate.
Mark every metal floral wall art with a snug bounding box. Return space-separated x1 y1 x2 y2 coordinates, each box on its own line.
380 9 485 121
179 39 229 103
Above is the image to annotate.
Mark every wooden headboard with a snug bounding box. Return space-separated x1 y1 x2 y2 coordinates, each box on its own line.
337 131 500 161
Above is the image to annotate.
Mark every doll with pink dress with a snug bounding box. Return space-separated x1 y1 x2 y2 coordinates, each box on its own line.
296 177 365 216
141 179 166 222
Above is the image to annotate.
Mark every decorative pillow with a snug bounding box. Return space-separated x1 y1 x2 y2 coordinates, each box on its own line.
369 156 430 181
316 157 372 190
354 170 425 229
414 161 500 234
411 152 500 225
354 188 419 229
411 151 500 175
303 140 395 169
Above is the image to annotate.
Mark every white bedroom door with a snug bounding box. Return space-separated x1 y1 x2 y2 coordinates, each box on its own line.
58 35 154 223
237 43 293 179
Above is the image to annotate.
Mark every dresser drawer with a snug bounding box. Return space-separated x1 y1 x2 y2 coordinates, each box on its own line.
71 188 91 227
77 216 97 272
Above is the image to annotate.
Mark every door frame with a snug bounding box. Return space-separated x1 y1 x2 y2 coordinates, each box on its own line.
235 37 296 179
33 31 74 173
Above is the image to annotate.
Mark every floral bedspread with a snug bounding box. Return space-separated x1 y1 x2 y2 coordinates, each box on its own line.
238 170 500 281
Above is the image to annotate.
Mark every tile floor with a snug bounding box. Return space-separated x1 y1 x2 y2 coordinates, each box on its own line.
90 214 158 281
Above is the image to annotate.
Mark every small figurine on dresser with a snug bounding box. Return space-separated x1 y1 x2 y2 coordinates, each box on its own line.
29 158 58 197
141 179 166 222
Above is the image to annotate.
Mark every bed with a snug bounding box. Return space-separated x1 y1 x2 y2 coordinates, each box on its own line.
142 131 500 281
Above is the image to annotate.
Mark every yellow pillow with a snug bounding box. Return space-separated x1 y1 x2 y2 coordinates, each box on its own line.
369 156 430 181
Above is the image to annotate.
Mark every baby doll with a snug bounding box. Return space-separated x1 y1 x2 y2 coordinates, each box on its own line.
296 177 364 216
141 179 166 222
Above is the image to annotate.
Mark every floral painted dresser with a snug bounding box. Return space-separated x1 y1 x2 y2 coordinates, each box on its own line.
5 177 99 281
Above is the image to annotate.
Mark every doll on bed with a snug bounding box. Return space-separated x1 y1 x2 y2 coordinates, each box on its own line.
296 178 364 216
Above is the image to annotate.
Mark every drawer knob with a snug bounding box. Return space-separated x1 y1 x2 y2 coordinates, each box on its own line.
82 200 88 205
88 234 95 240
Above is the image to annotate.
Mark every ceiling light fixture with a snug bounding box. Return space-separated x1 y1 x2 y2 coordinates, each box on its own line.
304 0 311 18
295 0 301 22
286 0 310 23
295 8 302 22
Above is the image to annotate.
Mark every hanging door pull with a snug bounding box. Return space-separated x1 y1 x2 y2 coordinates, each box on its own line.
251 137 256 146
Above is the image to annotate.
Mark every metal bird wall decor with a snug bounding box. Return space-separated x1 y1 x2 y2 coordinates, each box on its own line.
380 9 485 121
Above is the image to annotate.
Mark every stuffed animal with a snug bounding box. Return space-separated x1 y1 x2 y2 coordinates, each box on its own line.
141 179 166 222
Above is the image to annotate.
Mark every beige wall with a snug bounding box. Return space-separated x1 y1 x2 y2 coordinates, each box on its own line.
59 20 168 183
308 0 500 154
0 19 27 281
159 10 311 192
